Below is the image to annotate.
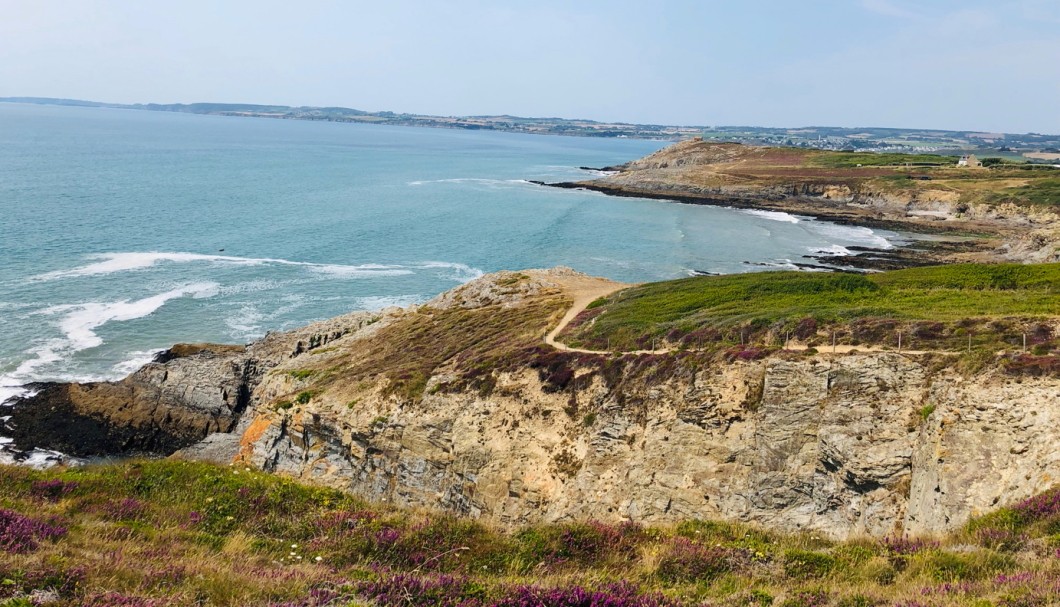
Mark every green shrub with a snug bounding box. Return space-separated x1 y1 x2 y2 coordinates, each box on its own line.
912 550 1013 582
783 549 836 579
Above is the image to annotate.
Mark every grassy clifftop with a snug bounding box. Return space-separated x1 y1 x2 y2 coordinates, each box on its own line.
561 264 1060 360
4 460 1060 606
604 141 1060 209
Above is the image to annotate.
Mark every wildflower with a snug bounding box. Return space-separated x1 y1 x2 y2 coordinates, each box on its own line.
314 556 323 562
291 543 298 548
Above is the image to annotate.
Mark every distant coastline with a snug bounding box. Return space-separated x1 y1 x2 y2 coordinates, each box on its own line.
4 96 1060 156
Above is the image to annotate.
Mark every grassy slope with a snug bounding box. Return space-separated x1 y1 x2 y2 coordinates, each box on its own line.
562 264 1060 355
3 460 1060 607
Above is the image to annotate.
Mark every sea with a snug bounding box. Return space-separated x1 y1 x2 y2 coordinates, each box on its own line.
0 102 901 406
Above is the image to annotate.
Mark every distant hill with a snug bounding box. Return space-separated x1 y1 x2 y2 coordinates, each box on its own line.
3 96 1060 154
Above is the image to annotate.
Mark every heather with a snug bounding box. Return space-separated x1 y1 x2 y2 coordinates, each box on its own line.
3 461 1060 606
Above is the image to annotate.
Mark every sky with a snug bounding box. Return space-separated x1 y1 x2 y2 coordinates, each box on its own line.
1 0 1058 133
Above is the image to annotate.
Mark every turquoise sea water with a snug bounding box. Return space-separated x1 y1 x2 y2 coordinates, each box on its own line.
0 103 901 402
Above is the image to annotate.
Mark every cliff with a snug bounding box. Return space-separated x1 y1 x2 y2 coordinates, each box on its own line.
6 267 1059 540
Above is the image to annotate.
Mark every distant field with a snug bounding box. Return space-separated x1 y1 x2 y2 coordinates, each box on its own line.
811 151 959 168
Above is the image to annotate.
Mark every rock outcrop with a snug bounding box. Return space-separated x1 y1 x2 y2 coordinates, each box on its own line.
6 269 1060 540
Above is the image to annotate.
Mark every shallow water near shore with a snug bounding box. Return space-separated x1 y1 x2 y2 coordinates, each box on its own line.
0 103 903 398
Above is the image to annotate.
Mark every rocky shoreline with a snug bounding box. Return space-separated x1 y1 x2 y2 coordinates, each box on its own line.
3 268 1059 539
532 179 1000 272
536 139 1060 272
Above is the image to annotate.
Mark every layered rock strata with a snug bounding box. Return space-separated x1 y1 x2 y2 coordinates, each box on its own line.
5 269 1059 539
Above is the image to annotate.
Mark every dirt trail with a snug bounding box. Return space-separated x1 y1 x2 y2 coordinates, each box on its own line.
543 276 629 354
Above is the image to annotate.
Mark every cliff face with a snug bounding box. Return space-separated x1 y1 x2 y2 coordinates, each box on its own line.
8 270 1060 539
232 342 1058 539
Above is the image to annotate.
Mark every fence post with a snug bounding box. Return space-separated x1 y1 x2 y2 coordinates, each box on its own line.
898 331 902 354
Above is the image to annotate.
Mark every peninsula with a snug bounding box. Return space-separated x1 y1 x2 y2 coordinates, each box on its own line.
545 139 1060 271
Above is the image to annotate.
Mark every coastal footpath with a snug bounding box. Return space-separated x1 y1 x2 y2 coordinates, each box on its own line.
6 266 1059 540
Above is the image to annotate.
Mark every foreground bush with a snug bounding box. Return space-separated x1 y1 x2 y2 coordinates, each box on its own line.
2 460 1060 606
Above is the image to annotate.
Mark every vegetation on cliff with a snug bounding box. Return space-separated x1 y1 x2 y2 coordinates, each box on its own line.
560 264 1060 362
3 460 1060 606
588 140 1060 210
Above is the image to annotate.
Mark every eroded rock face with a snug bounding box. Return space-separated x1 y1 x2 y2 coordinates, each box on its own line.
232 347 1059 539
7 269 1060 539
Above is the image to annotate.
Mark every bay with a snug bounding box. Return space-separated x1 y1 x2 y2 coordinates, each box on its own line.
0 103 900 399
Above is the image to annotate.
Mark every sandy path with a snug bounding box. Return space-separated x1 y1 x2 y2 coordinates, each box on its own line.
543 276 629 354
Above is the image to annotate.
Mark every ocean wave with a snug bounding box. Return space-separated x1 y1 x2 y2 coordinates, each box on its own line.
739 209 802 224
803 223 894 250
413 261 484 282
352 294 424 310
33 252 273 280
110 350 165 376
808 244 852 256
0 385 34 407
310 264 414 278
407 178 531 187
33 252 482 284
0 283 219 396
225 304 266 340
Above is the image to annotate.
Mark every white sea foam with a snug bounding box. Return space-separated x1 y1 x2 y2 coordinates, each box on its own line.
33 252 272 280
0 283 219 394
310 264 414 278
804 223 894 249
407 178 531 187
808 244 853 257
0 445 79 468
34 252 480 283
353 295 424 311
110 350 165 376
740 209 802 224
45 282 219 351
414 261 484 282
0 385 32 407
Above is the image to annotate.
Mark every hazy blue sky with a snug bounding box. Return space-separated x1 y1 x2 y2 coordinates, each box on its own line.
2 0 1058 133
